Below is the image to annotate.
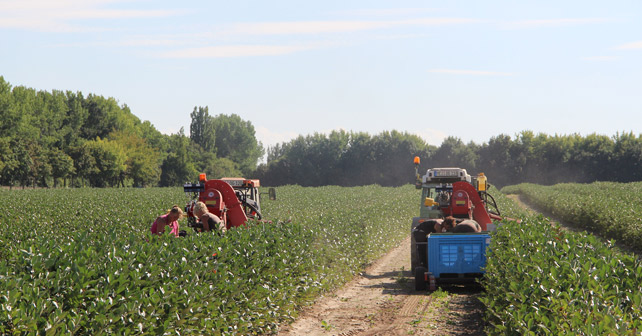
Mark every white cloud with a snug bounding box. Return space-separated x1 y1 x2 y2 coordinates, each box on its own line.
373 33 431 41
405 18 484 26
224 17 481 36
429 69 515 76
337 8 440 17
502 18 610 29
228 21 394 35
582 56 618 61
159 43 327 59
0 17 80 33
615 41 642 50
0 0 180 32
155 17 480 58
155 17 481 58
57 9 177 20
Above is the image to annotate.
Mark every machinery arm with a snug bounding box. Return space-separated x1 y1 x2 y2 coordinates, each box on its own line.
452 181 491 230
202 179 248 228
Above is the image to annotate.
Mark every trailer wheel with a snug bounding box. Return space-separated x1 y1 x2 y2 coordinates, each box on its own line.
415 266 427 291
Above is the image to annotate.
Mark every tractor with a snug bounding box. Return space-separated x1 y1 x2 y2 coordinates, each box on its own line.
410 157 507 291
183 174 275 232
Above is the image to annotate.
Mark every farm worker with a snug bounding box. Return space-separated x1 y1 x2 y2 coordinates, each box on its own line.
151 205 183 237
437 216 482 233
431 218 446 233
435 217 458 232
453 219 482 233
438 216 457 232
193 201 227 234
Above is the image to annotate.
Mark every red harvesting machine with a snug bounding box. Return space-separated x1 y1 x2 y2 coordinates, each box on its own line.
183 173 275 232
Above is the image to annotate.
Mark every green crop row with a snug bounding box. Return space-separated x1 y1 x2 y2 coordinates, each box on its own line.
480 189 642 334
502 182 642 251
0 185 416 335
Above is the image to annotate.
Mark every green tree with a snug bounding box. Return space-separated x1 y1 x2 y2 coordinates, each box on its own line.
211 114 264 175
160 128 197 187
63 91 89 147
190 106 216 152
257 130 434 187
0 137 18 188
109 130 162 187
82 138 127 187
430 136 478 170
206 157 242 179
69 142 98 187
574 133 614 182
49 148 75 187
10 86 39 142
0 78 178 187
336 132 377 186
81 95 121 140
0 77 18 137
33 89 68 149
612 132 642 182
139 120 168 153
12 141 35 188
369 131 434 186
33 148 53 187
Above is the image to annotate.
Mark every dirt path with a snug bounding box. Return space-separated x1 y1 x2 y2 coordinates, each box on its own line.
508 194 601 233
278 236 485 336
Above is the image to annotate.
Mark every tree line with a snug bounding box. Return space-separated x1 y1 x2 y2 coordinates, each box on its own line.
3 76 640 189
255 130 642 188
0 77 262 188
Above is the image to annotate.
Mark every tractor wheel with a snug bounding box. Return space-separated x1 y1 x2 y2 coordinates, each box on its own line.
410 217 421 271
415 266 427 291
410 235 418 271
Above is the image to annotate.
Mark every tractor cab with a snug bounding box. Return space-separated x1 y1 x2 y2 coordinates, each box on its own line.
417 168 473 220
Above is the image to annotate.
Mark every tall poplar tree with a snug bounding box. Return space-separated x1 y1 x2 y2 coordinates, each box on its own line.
189 106 216 152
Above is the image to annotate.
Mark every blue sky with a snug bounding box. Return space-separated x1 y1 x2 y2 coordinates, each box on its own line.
1 0 641 153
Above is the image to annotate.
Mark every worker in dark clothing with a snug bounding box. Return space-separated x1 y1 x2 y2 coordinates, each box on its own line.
439 216 456 232
440 216 482 233
452 219 482 233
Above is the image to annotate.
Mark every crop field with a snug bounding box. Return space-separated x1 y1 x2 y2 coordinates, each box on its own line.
3 183 642 335
502 182 642 251
483 188 642 334
0 185 416 335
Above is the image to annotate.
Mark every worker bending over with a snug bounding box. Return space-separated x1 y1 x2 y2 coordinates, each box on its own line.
192 201 227 234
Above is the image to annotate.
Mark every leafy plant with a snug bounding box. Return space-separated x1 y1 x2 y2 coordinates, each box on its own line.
480 189 642 334
0 184 416 335
321 320 332 331
501 182 642 250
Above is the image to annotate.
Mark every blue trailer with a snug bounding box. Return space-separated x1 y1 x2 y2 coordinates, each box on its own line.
414 233 491 290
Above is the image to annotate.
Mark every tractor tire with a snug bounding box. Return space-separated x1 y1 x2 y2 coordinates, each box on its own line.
415 266 427 291
410 217 421 271
410 234 418 271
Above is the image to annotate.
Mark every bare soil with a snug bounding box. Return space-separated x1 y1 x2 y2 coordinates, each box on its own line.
277 236 485 336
